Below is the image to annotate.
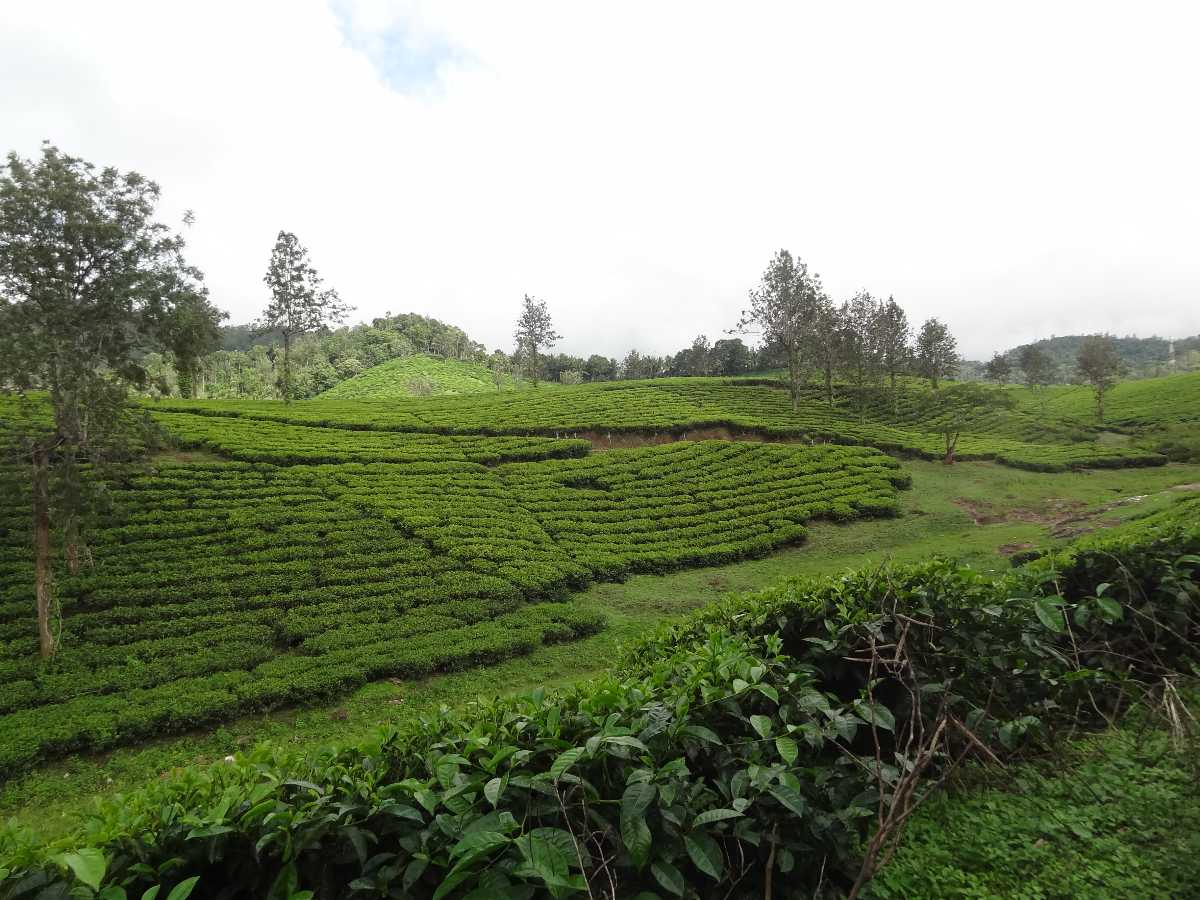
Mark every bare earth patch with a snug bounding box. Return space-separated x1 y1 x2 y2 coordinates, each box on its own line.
997 542 1037 556
954 496 1136 540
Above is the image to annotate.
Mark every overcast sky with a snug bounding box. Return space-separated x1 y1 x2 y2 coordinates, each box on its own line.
5 1 1199 360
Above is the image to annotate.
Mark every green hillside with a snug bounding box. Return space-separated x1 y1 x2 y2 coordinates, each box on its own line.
5 373 1199 896
1010 370 1200 428
1001 333 1200 379
157 376 1165 472
318 354 516 399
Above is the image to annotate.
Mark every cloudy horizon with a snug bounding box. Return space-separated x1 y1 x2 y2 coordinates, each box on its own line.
4 0 1199 360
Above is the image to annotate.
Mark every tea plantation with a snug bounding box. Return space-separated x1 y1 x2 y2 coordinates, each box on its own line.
0 395 909 775
2 374 1197 897
1012 369 1200 428
2 482 1196 898
318 354 518 399
153 376 1165 471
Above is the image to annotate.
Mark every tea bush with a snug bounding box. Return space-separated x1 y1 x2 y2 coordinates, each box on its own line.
1 499 1195 898
319 355 518 399
1012 370 1200 428
0 438 905 774
152 376 1165 471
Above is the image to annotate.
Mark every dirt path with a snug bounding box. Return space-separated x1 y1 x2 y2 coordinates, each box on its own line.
955 481 1200 549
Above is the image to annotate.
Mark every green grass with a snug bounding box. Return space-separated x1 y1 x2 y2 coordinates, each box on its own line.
317 354 516 398
4 458 1197 836
866 713 1200 898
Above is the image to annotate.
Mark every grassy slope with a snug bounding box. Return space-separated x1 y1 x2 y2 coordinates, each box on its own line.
867 719 1200 898
4 458 1198 836
318 354 517 399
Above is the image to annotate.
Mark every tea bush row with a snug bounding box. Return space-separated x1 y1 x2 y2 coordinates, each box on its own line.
0 459 603 772
0 603 602 779
498 441 907 577
153 412 589 466
1012 370 1200 428
151 378 1165 471
3 501 1196 898
0 441 905 773
318 354 518 399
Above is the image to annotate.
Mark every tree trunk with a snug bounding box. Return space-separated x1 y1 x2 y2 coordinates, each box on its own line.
788 348 800 412
281 333 292 404
64 515 80 576
32 447 55 657
943 432 957 465
1096 387 1105 423
178 360 194 399
824 364 834 407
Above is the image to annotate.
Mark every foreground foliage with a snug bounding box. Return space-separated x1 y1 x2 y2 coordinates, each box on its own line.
2 496 1196 898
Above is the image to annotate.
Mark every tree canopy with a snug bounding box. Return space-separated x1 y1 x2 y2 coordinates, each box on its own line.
0 143 221 655
738 250 824 411
914 318 959 390
1076 334 1124 422
513 294 561 388
255 231 352 403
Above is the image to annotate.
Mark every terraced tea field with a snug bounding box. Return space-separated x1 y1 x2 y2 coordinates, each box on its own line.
154 376 1165 471
1012 370 1200 428
318 354 516 399
0 375 1182 779
0 398 908 775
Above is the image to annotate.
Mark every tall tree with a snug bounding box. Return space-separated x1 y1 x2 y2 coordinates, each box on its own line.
584 354 618 381
982 352 1013 385
1018 344 1057 417
837 292 885 421
621 348 644 379
914 318 959 389
255 231 351 404
875 296 912 414
489 350 509 391
675 334 714 376
1018 344 1057 389
711 338 753 376
916 382 1015 464
0 143 219 656
162 290 227 398
1075 334 1123 422
810 292 842 407
513 294 561 388
738 250 823 411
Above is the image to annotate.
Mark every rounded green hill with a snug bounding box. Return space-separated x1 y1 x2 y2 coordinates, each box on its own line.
318 354 517 399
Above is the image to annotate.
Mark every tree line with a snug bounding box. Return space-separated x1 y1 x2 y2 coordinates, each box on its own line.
735 249 959 412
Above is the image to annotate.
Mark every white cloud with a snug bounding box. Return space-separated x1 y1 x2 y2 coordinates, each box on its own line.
3 0 1199 359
